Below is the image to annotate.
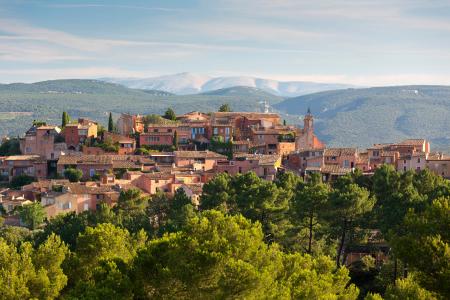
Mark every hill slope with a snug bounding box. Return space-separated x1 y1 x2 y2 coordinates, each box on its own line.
275 85 450 149
0 79 282 137
100 72 354 97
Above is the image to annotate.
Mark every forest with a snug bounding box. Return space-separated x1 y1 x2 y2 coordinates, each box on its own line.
0 165 449 299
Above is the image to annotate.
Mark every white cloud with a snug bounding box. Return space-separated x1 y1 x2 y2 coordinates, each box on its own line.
0 67 157 83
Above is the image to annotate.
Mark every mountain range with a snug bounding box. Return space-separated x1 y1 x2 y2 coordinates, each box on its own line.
1 79 450 151
100 72 354 97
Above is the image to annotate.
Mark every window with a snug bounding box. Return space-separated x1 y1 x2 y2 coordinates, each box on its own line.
168 129 172 133
83 203 89 211
238 167 242 173
343 160 350 167
89 168 95 177
417 158 421 163
213 128 218 135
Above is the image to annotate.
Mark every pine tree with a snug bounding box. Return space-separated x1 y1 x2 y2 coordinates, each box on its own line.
219 103 231 112
163 108 177 121
108 112 114 132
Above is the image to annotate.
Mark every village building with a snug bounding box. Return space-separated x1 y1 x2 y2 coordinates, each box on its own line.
215 153 282 180
173 150 227 171
57 154 155 180
1 155 47 181
116 113 144 135
19 125 64 160
63 118 98 150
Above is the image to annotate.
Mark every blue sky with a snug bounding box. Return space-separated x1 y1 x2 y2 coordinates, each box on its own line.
0 0 450 85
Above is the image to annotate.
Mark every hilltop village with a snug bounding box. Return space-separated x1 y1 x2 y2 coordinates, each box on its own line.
0 108 447 219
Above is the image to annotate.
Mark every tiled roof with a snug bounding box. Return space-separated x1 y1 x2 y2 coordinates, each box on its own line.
234 154 281 166
324 148 357 157
174 150 227 159
212 112 279 118
143 172 173 180
58 154 153 167
321 165 353 175
182 183 203 194
398 139 426 146
381 151 398 157
5 155 46 162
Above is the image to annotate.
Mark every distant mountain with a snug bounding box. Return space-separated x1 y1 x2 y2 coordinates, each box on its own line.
275 85 450 149
100 72 354 97
4 80 450 151
201 86 283 99
0 79 282 137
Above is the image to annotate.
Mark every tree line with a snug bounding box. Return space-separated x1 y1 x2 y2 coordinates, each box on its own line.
0 165 448 299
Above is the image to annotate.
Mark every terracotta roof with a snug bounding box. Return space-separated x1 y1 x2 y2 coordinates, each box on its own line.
321 165 353 175
141 132 174 136
381 151 397 157
398 139 426 146
174 150 226 159
58 154 153 167
143 172 173 180
324 148 357 157
182 183 203 194
5 155 46 162
234 154 281 166
212 112 279 118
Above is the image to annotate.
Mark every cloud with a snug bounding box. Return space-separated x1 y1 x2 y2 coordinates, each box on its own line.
45 3 184 12
0 67 156 83
216 0 450 32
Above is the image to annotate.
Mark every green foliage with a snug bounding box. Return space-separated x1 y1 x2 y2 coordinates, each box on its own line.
200 172 291 246
37 212 89 250
163 107 177 121
108 112 114 132
0 79 283 139
275 85 450 149
219 103 231 112
292 175 330 254
62 111 70 128
69 223 146 285
384 277 437 300
0 225 33 246
64 168 83 182
173 129 178 149
10 174 36 189
142 144 176 152
133 210 359 299
0 137 21 156
390 197 450 298
134 147 149 155
209 138 233 159
328 176 374 267
18 202 46 230
0 234 69 300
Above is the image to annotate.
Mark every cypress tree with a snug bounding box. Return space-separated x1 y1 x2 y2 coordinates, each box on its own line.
173 130 178 149
62 112 70 128
108 112 114 132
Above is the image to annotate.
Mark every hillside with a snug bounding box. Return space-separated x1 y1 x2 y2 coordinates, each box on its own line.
275 85 450 150
0 79 282 137
100 72 354 97
201 86 283 99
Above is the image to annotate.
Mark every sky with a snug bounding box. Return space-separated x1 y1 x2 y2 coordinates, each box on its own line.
0 0 450 85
